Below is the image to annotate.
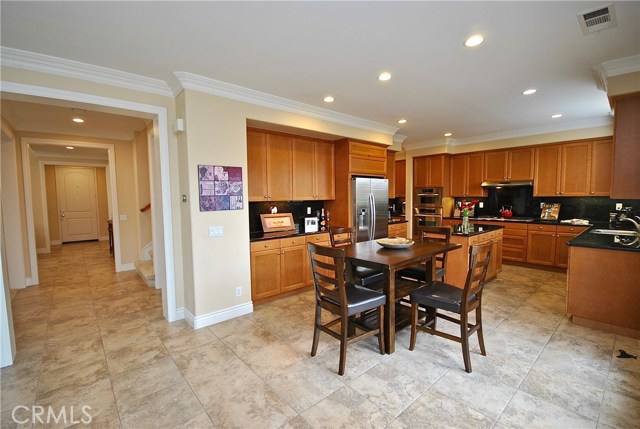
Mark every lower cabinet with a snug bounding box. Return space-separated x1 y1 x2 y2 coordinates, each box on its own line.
446 228 503 288
250 233 330 301
388 222 408 238
527 224 588 267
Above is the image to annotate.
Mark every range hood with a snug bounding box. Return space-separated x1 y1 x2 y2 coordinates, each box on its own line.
481 180 533 187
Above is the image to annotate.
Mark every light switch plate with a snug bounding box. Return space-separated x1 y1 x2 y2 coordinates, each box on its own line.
208 226 224 237
119 214 128 221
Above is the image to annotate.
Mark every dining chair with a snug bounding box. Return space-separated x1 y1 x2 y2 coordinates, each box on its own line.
307 242 386 376
329 227 384 288
408 242 492 373
398 226 452 283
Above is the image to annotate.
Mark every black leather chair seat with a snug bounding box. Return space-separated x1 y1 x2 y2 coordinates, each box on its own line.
409 281 477 314
325 285 386 316
398 266 446 283
354 266 384 286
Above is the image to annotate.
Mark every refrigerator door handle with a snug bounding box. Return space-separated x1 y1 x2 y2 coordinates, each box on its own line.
369 192 376 240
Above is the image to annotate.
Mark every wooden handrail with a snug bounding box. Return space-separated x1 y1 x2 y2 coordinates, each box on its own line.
140 203 151 212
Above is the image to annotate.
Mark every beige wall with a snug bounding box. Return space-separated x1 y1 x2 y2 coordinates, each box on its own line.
44 166 59 243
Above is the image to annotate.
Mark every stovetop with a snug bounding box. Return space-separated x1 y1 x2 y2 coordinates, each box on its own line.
476 216 536 222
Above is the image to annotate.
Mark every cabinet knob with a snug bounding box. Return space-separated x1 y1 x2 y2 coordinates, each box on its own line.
264 244 269 248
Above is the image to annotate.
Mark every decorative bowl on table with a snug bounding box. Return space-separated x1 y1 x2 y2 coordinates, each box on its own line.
376 238 414 249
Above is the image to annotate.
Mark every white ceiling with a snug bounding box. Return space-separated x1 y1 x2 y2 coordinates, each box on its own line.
1 1 639 148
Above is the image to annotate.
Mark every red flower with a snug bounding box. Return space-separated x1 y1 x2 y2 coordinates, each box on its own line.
459 199 479 210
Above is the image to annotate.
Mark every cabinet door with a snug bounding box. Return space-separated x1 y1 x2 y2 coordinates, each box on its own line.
292 137 315 200
484 151 508 181
395 160 406 197
527 230 556 266
247 130 268 201
560 142 590 196
266 134 293 200
414 157 428 187
534 145 561 196
466 154 485 197
590 139 613 196
428 155 447 188
250 249 281 300
555 232 577 268
314 141 335 200
281 245 308 292
612 96 640 199
450 156 467 197
508 148 535 180
387 153 395 197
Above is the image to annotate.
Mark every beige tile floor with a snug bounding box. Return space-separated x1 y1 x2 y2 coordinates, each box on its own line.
2 240 639 429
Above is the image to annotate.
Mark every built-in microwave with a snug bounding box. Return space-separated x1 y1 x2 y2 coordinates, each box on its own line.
414 187 443 207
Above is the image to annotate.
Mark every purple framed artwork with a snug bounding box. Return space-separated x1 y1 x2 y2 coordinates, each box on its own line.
198 165 243 211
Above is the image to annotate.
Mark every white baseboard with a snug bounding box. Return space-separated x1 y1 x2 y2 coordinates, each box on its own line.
120 263 136 271
184 302 254 329
175 307 185 320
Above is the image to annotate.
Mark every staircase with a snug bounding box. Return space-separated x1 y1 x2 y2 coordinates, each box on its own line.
135 242 155 287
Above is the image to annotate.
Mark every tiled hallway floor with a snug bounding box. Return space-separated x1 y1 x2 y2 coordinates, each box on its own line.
2 241 639 428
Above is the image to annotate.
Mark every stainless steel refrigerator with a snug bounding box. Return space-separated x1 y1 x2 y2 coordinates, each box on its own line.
352 177 389 242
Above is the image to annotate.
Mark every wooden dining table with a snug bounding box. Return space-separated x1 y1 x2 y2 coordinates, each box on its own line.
342 239 462 353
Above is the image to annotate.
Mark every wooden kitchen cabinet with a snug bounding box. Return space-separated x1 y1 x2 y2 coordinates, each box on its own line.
387 152 396 197
395 160 406 197
251 233 329 302
292 137 335 200
534 139 612 197
414 155 449 188
527 224 557 266
446 227 502 288
611 95 640 199
590 138 613 196
484 148 534 182
344 140 387 176
388 222 408 238
555 225 588 268
247 129 293 201
473 221 527 263
450 153 485 197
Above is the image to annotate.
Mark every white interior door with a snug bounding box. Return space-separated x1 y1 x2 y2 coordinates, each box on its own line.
56 166 99 242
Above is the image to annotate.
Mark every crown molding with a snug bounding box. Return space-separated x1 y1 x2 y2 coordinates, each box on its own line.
601 54 640 78
402 116 613 151
1 47 173 97
171 72 399 136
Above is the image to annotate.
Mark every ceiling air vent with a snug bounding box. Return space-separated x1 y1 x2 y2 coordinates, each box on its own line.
578 3 617 35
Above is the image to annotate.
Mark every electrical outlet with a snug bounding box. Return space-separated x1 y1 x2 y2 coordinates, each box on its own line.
235 287 242 297
208 226 224 237
615 202 623 211
478 202 484 208
307 206 311 215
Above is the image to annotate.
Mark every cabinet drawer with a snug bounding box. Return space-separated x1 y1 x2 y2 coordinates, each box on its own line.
528 224 557 232
280 237 305 248
306 233 330 243
504 229 527 237
556 225 588 234
250 239 280 253
502 222 529 231
349 142 387 159
350 155 387 175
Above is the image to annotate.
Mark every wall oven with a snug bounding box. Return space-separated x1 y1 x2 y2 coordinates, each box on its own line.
413 206 443 229
414 187 443 207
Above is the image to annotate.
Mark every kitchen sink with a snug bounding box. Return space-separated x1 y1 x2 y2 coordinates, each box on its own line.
589 229 638 237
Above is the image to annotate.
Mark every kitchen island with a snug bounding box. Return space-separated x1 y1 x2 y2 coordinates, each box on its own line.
444 224 503 288
566 225 640 338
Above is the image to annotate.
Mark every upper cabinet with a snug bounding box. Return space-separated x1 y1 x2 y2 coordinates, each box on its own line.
611 95 640 199
387 152 396 197
345 140 387 175
413 155 449 188
248 130 293 201
449 153 484 197
395 159 406 197
483 148 534 182
533 138 612 197
292 137 335 200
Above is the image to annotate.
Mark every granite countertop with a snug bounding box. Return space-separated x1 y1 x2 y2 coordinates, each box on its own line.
450 224 503 237
445 216 593 226
568 223 640 253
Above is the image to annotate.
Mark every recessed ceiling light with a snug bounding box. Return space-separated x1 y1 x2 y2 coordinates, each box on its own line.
323 96 335 103
464 34 484 47
378 72 392 81
523 89 537 95
71 108 85 123
551 113 563 119
65 146 75 150
444 132 453 137
72 117 84 123
397 119 407 124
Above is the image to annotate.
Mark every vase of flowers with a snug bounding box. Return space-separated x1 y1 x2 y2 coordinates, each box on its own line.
459 199 479 232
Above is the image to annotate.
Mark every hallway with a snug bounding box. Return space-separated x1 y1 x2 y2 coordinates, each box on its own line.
1 241 639 428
